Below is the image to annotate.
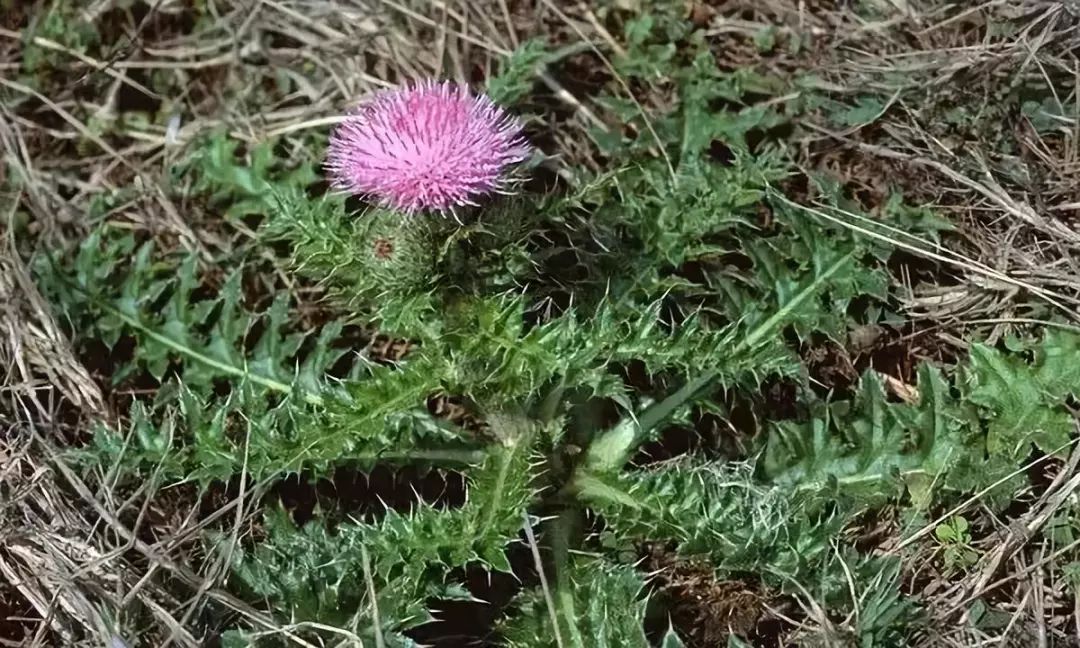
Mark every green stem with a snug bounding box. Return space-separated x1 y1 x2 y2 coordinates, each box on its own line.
479 442 518 536
537 378 567 425
479 413 534 536
372 448 487 465
551 508 586 648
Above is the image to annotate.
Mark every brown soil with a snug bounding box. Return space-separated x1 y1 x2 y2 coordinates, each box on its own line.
408 542 539 647
805 322 961 399
271 464 468 527
644 544 786 647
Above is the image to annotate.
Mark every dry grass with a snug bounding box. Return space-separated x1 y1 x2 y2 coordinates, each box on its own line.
3 0 1080 645
791 1 1080 334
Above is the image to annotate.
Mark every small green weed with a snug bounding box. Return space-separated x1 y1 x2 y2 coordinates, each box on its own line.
934 516 979 576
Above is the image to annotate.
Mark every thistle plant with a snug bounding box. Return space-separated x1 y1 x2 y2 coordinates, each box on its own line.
35 62 912 645
39 41 1058 647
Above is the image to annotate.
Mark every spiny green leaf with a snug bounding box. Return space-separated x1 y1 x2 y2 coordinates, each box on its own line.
578 461 839 580
762 368 971 504
584 248 857 473
500 556 651 648
229 432 538 641
172 132 316 218
264 188 440 308
39 228 350 406
760 331 1080 508
487 39 551 105
966 341 1073 458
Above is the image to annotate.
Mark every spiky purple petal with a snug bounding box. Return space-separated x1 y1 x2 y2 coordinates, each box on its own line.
326 80 531 213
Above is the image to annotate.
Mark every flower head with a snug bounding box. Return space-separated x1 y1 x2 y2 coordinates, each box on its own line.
326 80 531 214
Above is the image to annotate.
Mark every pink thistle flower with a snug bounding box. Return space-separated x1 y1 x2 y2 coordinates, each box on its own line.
326 80 532 214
